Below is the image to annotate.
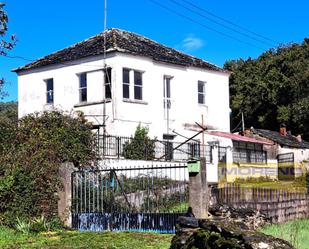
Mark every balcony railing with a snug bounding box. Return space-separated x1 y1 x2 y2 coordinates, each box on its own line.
95 134 212 162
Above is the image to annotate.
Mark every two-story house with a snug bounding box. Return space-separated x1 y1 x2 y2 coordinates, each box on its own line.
14 28 231 149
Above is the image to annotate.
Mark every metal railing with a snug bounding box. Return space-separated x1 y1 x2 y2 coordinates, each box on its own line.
95 134 213 162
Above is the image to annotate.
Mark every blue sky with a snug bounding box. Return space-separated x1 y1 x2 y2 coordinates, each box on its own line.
1 0 308 102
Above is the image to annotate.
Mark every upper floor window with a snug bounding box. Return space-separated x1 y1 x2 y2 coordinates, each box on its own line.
122 68 143 100
104 68 112 99
123 68 130 99
198 81 205 104
134 71 143 100
79 73 87 102
46 78 54 104
163 76 172 109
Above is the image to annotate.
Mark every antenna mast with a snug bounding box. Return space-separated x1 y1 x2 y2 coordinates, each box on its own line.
102 0 107 158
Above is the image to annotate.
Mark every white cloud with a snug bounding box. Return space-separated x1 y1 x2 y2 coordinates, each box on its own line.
180 35 204 52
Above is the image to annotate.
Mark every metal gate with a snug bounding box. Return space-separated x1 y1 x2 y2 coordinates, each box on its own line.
278 152 295 180
71 164 188 233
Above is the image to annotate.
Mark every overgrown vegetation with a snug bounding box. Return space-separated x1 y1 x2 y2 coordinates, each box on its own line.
0 226 173 249
261 219 309 249
225 38 309 140
0 111 96 226
123 124 156 160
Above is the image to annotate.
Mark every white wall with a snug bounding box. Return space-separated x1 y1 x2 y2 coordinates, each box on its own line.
17 52 230 143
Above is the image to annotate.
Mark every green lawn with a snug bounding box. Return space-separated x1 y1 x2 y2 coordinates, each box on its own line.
260 219 309 249
0 226 173 249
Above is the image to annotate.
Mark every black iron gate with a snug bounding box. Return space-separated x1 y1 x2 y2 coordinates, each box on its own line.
278 152 295 180
71 164 188 233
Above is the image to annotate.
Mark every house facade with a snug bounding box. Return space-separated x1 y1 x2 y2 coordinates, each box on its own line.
14 28 230 144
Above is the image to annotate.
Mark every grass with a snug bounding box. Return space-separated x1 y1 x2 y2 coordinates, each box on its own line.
0 226 173 249
261 219 309 249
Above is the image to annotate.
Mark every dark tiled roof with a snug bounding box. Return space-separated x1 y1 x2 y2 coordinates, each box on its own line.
13 28 227 73
252 129 309 149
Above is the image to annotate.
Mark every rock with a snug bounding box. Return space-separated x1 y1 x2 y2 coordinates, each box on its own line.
208 204 270 230
171 209 294 249
176 216 199 228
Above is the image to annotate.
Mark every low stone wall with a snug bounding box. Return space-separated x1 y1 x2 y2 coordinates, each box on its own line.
210 184 309 223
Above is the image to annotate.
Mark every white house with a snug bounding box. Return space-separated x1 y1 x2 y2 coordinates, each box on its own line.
14 28 230 143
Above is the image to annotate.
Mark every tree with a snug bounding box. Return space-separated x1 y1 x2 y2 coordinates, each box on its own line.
123 125 156 160
0 3 16 98
224 38 309 140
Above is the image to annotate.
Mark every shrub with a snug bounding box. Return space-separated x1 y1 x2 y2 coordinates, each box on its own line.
123 124 155 160
0 111 97 226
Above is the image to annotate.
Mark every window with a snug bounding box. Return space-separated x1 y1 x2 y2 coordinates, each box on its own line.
79 73 87 102
123 68 130 98
163 76 172 109
134 71 143 100
232 141 267 164
122 68 143 100
105 68 112 99
198 81 205 104
46 78 54 104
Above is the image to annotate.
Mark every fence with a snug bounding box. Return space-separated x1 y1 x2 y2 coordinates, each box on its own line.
95 134 212 162
71 163 189 233
214 183 309 223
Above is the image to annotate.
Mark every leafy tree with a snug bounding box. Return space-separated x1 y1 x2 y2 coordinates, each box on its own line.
224 38 309 140
0 3 16 98
0 111 97 226
0 102 17 154
123 124 155 160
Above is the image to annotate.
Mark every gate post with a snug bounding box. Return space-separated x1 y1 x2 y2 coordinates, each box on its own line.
58 162 75 227
189 157 208 219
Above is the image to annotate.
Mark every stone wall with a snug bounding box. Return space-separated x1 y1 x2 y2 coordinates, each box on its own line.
210 183 309 223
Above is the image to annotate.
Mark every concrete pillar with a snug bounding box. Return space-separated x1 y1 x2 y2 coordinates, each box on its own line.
189 157 208 219
58 162 75 227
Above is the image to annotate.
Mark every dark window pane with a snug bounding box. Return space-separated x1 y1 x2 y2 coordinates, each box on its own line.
105 68 112 99
198 81 204 92
105 86 111 99
198 93 204 104
46 91 53 104
47 79 53 91
165 77 171 98
79 73 87 88
123 84 129 98
123 68 130 83
80 88 87 102
134 71 142 86
134 86 142 100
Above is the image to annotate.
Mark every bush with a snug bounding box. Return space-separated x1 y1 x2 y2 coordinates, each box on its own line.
123 124 155 160
0 111 97 226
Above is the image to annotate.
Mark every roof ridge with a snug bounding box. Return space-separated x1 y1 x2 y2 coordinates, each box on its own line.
13 28 229 73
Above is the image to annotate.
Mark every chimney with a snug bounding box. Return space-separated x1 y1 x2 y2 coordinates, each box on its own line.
296 135 302 143
280 124 287 136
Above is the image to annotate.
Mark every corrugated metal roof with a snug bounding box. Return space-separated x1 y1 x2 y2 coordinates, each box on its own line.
208 131 273 145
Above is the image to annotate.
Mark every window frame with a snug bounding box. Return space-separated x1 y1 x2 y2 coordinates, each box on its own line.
45 78 54 104
133 70 143 100
79 73 87 103
122 68 130 99
122 68 144 101
198 80 206 105
104 67 112 99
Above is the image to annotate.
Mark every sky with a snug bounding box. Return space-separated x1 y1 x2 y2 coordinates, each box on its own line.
1 0 308 102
